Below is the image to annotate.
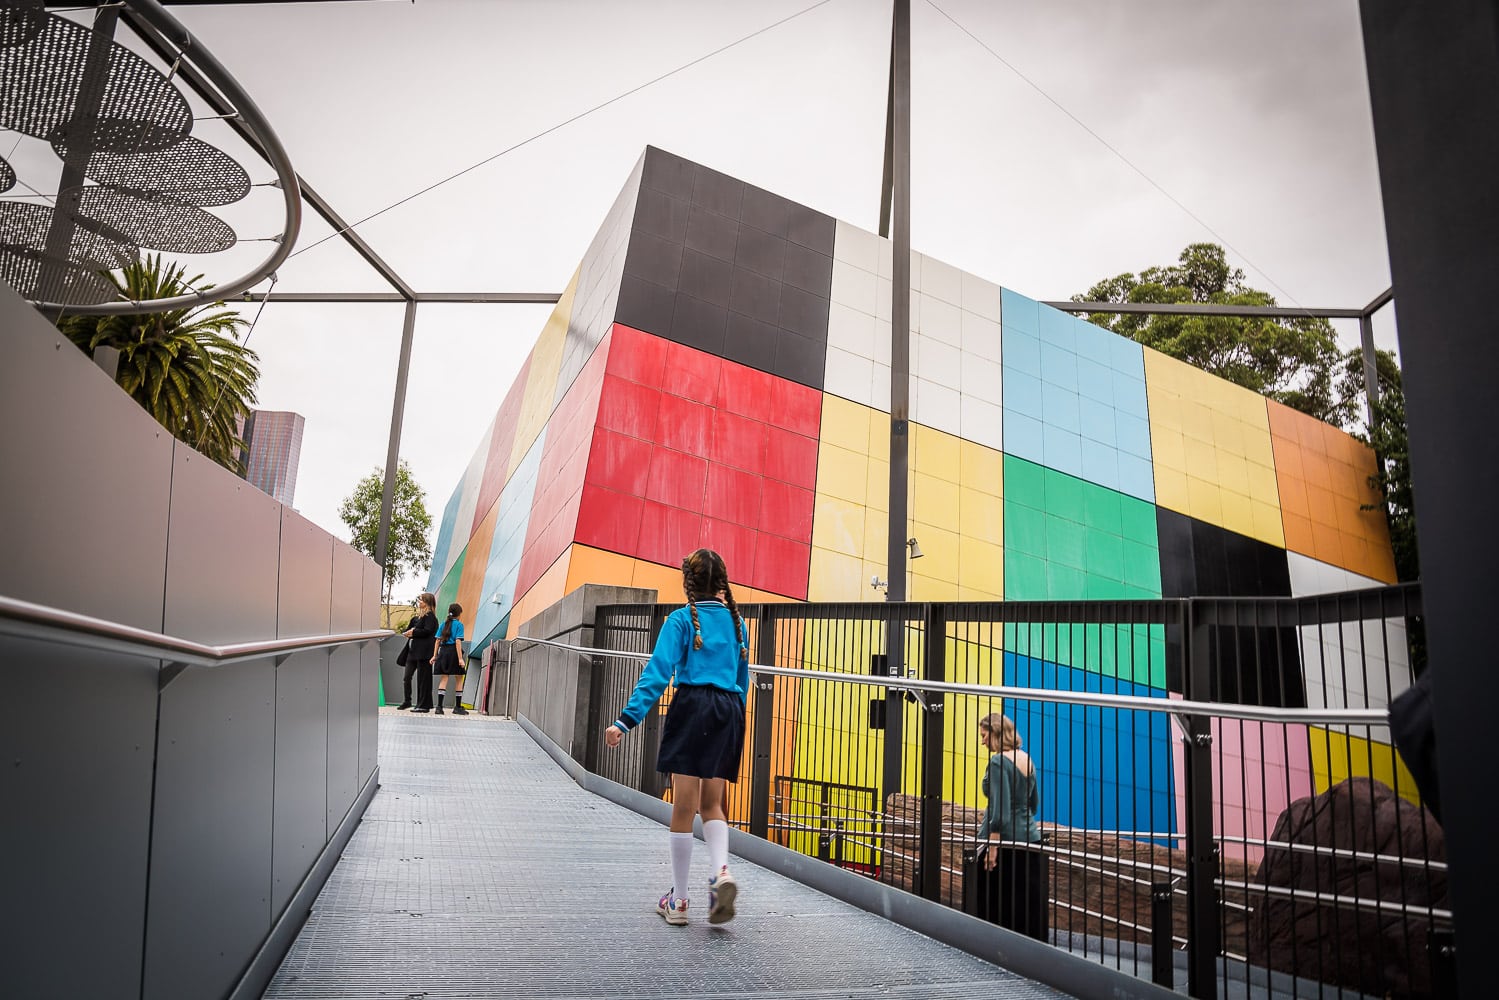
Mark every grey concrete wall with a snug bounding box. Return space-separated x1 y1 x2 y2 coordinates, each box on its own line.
0 281 382 1000
514 584 656 765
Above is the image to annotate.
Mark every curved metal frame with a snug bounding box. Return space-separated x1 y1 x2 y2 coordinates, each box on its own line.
27 0 300 316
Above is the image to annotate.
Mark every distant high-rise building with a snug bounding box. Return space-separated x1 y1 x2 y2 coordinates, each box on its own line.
241 409 304 507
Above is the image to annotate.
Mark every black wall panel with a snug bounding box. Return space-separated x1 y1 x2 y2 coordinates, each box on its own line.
618 147 836 392
1157 508 1302 706
143 660 276 1000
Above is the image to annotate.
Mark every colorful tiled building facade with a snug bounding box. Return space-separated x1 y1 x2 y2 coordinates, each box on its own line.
427 148 1408 855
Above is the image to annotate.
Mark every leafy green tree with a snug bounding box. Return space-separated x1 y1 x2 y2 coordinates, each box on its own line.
1074 243 1349 423
1338 348 1418 582
339 460 433 608
58 254 259 473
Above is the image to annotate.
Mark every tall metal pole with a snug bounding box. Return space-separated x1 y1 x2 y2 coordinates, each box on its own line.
375 300 418 576
1359 2 1499 994
1359 311 1380 430
886 0 911 604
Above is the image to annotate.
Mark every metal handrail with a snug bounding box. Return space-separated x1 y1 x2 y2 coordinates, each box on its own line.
0 594 389 666
506 634 1392 726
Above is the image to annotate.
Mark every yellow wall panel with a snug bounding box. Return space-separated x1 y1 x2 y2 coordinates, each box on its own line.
818 444 870 506
819 394 870 454
959 487 1003 545
507 269 579 478
812 495 866 556
808 548 866 601
959 437 1003 490
958 538 1004 596
1145 350 1285 546
913 422 960 483
1309 726 1421 806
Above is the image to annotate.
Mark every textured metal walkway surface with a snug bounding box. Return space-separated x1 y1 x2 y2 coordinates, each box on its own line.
264 711 1067 999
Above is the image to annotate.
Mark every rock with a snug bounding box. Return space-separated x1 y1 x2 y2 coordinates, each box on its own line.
1249 777 1447 998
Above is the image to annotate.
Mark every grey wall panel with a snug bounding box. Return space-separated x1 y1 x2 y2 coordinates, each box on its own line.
143 659 275 1000
361 554 381 631
325 644 362 832
0 280 172 630
278 508 333 637
271 649 329 917
1 640 158 1000
163 444 281 643
358 644 379 783
330 542 364 634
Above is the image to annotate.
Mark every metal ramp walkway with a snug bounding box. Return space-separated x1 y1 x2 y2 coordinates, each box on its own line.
264 712 1066 999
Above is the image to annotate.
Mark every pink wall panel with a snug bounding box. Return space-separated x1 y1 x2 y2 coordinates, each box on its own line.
761 479 815 542
470 355 530 534
645 447 708 510
661 338 720 403
770 373 822 438
700 517 757 576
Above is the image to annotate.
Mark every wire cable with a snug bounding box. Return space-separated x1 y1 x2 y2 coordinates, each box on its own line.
925 0 1313 314
287 0 835 262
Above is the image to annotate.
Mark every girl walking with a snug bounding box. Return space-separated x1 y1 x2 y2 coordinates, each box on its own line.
431 602 468 715
603 549 750 926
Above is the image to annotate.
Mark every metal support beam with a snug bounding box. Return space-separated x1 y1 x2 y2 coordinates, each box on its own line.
375 299 417 573
261 291 562 305
1048 299 1372 320
1182 612 1220 1000
1358 311 1380 429
878 22 896 239
886 0 911 604
1359 2 1499 995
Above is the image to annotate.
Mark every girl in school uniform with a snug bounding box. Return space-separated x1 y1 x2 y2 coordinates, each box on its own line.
604 548 750 926
431 602 468 716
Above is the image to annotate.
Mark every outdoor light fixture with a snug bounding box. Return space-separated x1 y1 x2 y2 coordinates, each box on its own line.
489 591 504 607
907 537 924 559
871 575 888 592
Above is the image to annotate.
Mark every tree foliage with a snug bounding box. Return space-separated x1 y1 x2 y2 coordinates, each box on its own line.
339 460 433 608
57 254 259 474
1076 243 1418 583
1075 243 1351 424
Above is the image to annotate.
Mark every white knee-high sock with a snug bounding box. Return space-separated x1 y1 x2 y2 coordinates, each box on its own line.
703 819 729 875
670 832 694 901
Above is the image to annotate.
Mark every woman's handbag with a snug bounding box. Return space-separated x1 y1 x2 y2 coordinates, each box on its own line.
396 640 410 667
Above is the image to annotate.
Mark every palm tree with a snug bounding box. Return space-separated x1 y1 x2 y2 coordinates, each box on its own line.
58 254 260 474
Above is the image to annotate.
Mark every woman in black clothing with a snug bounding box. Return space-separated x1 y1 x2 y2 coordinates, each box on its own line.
402 593 439 713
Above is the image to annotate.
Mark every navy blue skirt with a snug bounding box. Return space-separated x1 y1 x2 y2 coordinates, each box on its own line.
656 684 745 782
433 644 465 676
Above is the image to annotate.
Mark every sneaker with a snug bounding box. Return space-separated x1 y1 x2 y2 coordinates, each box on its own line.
453 704 468 716
434 705 444 715
657 890 688 926
411 707 430 713
707 866 737 925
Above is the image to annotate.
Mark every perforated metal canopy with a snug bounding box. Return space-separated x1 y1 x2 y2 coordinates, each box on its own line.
54 133 251 207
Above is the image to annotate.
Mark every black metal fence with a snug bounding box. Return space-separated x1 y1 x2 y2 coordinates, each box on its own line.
579 585 1447 999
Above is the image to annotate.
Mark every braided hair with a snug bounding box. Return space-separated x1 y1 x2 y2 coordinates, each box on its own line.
438 602 462 641
681 548 747 660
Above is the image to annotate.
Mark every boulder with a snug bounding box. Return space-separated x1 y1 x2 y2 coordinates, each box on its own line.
1249 777 1447 998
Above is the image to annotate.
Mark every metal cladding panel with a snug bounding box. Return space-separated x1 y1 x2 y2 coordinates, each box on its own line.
278 507 334 637
326 644 363 834
617 147 834 392
271 649 329 917
480 428 548 635
427 482 462 592
143 659 276 1000
331 539 365 634
359 643 380 780
164 443 280 643
0 279 172 629
1004 652 1176 837
2 641 158 1000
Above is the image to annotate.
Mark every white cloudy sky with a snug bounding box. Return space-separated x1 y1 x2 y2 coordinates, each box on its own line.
39 0 1400 599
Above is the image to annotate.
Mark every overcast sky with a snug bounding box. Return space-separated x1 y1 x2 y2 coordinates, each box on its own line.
57 0 1399 600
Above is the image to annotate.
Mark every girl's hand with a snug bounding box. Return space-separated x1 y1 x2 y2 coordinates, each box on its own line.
603 725 623 748
983 838 1000 870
